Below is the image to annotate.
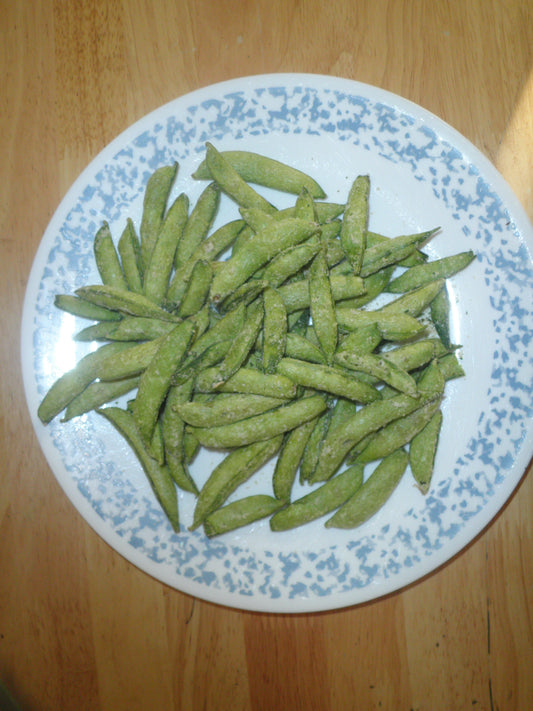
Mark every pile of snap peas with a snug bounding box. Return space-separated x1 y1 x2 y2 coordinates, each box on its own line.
38 142 476 537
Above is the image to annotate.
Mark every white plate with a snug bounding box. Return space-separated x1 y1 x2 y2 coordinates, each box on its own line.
21 74 533 613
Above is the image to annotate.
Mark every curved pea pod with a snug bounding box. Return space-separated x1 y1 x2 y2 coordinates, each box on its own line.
37 341 133 424
103 315 176 341
276 358 381 404
195 366 298 399
273 418 317 501
360 228 439 278
62 375 140 421
355 398 442 464
262 287 287 373
204 142 277 214
271 462 365 531
204 495 284 537
409 409 443 494
430 286 452 349
379 279 445 318
193 148 326 199
387 251 476 293
191 435 283 529
75 284 181 322
261 239 321 288
94 222 128 289
140 162 179 271
367 231 427 267
333 351 418 397
188 394 327 449
118 218 143 292
210 217 320 305
174 182 220 270
133 319 197 446
325 449 409 529
309 247 337 363
284 332 327 364
97 406 180 531
175 393 286 428
340 174 370 274
161 380 199 495
177 260 212 318
335 308 425 342
143 192 189 305
299 408 332 483
54 294 122 321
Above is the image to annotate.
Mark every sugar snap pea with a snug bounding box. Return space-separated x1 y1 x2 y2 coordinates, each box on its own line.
195 366 297 399
76 284 181 322
271 463 364 531
62 375 140 421
189 393 327 449
177 260 212 317
191 435 283 529
333 351 418 397
140 162 178 271
309 247 337 363
410 409 443 494
98 406 180 531
299 408 332 483
54 294 122 321
94 222 128 289
174 182 220 270
262 287 287 373
326 449 409 529
194 148 326 199
340 175 369 273
204 495 284 537
360 228 439 278
273 418 317 501
118 218 143 292
175 393 286 428
161 380 199 495
387 251 475 293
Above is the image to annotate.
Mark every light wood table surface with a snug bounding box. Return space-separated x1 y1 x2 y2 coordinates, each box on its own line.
2 2 533 710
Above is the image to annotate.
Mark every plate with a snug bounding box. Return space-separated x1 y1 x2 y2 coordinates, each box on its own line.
21 74 533 613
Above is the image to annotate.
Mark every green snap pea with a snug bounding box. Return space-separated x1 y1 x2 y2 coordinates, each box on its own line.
191 435 283 529
177 260 212 317
262 287 287 373
325 449 409 529
336 266 394 309
379 279 445 317
367 231 427 267
261 240 321 288
337 324 383 355
194 149 326 199
118 218 143 292
143 192 189 305
356 397 442 464
98 406 180 531
299 408 332 483
360 228 439 278
276 358 381 404
197 366 298 400
335 308 426 341
140 162 179 271
174 182 220 270
188 393 327 449
161 380 199 495
271 463 365 531
309 247 337 363
210 217 320 305
273 418 317 501
430 286 452 349
133 319 196 446
37 341 133 423
62 376 140 421
104 315 176 341
175 393 286 428
75 284 181 322
333 351 418 397
97 335 167 381
54 294 122 321
277 273 366 313
340 174 370 273
204 142 277 214
284 332 327 364
74 320 123 342
197 300 263 390
204 495 284 537
387 251 476 293
409 409 443 494
94 222 128 289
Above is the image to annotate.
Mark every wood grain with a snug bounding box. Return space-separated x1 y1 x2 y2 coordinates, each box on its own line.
1 1 532 709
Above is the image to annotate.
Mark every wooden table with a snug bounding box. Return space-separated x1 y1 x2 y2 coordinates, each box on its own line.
2 2 532 709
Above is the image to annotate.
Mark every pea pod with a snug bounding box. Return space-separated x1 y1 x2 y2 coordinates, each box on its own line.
176 393 286 428
191 435 283 529
309 247 337 363
62 375 140 421
333 351 418 397
189 393 327 449
140 162 178 271
204 495 284 537
195 366 298 399
273 418 317 501
54 294 122 321
271 463 365 531
325 449 409 529
161 380 199 495
262 287 287 373
174 182 220 270
340 174 370 273
177 260 212 317
409 409 443 494
75 284 181 322
387 251 476 293
98 406 180 531
94 222 128 289
360 228 439 278
118 218 143 292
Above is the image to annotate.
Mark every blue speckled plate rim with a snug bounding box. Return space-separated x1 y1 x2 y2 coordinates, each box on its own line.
21 73 533 613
